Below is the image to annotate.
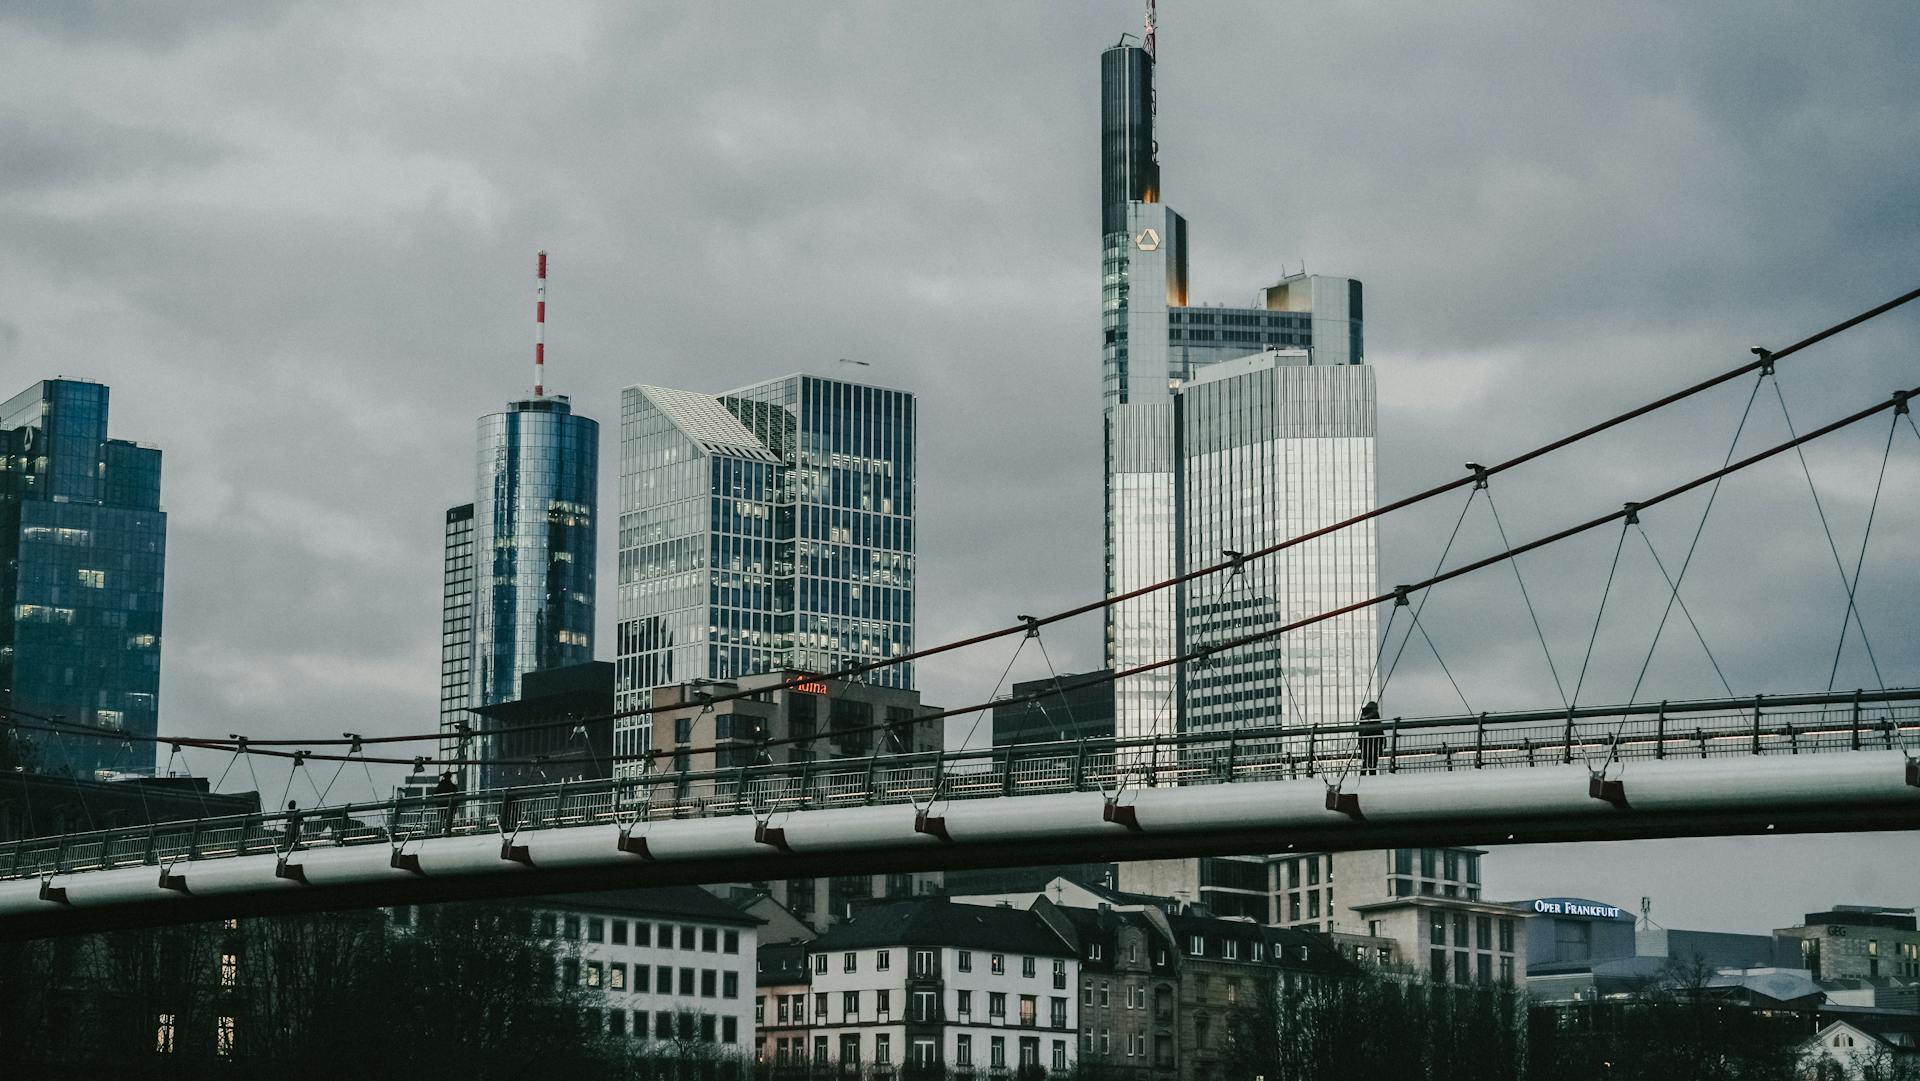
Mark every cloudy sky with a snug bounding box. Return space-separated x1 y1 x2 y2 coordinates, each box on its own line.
4 1 1916 933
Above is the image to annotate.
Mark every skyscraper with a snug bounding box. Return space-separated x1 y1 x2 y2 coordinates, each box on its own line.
0 379 166 777
439 255 598 791
1101 15 1378 921
1100 17 1374 745
613 374 916 774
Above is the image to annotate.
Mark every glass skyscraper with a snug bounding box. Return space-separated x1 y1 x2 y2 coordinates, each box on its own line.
0 379 166 778
441 396 597 790
614 374 916 774
1099 30 1374 744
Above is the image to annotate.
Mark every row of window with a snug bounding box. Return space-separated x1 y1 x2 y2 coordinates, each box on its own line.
1430 949 1517 986
1428 911 1517 953
811 949 1066 982
572 961 740 999
594 1008 739 1044
760 990 1070 1028
767 1033 1065 1071
539 912 740 954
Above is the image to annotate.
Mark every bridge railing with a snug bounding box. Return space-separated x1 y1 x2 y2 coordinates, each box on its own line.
2 689 1915 882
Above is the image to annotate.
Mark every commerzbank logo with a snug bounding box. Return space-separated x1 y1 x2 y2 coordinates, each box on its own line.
1134 227 1161 251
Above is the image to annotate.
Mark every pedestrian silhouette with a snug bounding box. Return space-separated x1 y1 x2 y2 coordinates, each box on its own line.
1358 701 1386 775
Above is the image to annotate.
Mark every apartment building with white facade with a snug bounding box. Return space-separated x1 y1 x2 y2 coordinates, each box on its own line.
800 896 1080 1077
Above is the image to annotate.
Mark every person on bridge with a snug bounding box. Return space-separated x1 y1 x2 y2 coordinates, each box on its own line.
432 771 460 833
282 800 303 851
1358 701 1386 776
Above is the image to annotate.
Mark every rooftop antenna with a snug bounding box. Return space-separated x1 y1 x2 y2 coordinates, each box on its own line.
1144 0 1156 59
533 250 548 397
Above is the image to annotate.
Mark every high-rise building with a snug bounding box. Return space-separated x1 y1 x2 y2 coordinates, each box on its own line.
0 379 166 777
1100 22 1374 746
1100 15 1377 917
613 374 916 773
441 397 598 790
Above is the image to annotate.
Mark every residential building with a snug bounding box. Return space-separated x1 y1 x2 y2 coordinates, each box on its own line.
468 660 613 789
1777 906 1920 982
1 379 166 777
1803 1018 1920 1080
645 670 944 931
524 886 760 1053
804 896 1080 1077
615 374 916 772
757 940 813 1073
441 392 598 792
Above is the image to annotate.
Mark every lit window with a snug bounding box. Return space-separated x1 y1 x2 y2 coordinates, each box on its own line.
155 1014 176 1053
76 569 105 588
219 953 238 987
216 1015 236 1057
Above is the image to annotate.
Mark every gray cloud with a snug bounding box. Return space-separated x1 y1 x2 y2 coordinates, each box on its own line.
0 1 1914 931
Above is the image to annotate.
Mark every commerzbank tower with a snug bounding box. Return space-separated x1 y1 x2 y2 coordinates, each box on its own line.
1101 5 1380 918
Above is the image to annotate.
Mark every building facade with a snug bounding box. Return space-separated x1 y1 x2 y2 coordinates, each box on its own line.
1098 28 1373 749
1 379 166 777
801 896 1080 1077
441 395 598 792
1778 906 1920 982
469 660 614 789
615 374 916 771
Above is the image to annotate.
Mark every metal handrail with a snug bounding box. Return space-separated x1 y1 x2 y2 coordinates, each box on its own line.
2 689 1915 881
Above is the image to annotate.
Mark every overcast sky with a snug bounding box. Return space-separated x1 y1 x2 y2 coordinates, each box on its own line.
3 1 1916 935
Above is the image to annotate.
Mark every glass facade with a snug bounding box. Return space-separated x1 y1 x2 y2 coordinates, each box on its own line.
0 380 166 777
614 375 916 773
1096 31 1373 743
441 396 597 790
438 503 475 765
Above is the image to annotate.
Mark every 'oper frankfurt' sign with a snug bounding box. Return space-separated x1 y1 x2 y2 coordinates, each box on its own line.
1532 899 1625 919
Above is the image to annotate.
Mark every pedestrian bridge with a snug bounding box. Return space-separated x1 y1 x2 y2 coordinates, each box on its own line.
2 688 1916 938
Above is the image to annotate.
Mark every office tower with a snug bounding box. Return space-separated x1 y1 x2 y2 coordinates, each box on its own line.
439 257 598 789
1100 14 1376 920
614 374 916 774
1099 19 1374 743
0 379 166 778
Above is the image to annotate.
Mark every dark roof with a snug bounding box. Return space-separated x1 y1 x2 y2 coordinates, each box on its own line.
813 897 1071 956
1165 911 1343 972
758 941 811 987
534 885 761 926
1070 878 1182 910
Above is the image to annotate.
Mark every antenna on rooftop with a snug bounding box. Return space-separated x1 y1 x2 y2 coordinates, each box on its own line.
533 250 548 397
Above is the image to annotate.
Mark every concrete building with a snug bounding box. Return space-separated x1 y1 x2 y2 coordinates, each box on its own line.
530 886 759 1053
469 660 613 789
803 896 1080 1076
1777 906 1920 982
1 379 167 777
615 374 917 770
646 669 944 931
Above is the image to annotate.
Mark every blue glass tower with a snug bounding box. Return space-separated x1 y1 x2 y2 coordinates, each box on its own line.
442 395 597 790
1 380 166 778
613 374 916 773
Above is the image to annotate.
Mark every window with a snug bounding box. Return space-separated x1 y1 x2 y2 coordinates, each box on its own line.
875 1034 891 1064
814 991 827 1018
680 926 696 950
1089 943 1103 961
1128 984 1144 1009
700 1015 716 1043
1252 942 1264 962
1098 1029 1110 1054
1431 949 1447 977
678 968 695 996
658 923 674 948
877 949 891 971
1053 1040 1068 1071
912 1038 936 1067
813 953 827 974
655 966 671 993
588 917 605 943
723 972 739 998
656 1013 674 1041
991 1036 1007 1069
155 1013 176 1053
701 970 717 998
843 990 860 1018
586 961 604 988
216 1015 236 1057
843 952 857 973
1190 935 1205 956
958 950 973 973
1053 958 1067 989
219 952 238 987
841 1035 861 1066
1454 952 1469 985
1022 956 1036 978
1430 912 1447 945
991 953 1005 975
1309 893 1321 918
956 1034 973 1067
958 990 973 1017
564 915 581 940
1082 981 1093 1006
911 990 936 1022
1050 997 1067 1028
634 1010 648 1036
913 948 936 976
1289 895 1301 921
1476 915 1493 950
1499 919 1515 952
611 963 627 990
1019 995 1036 1027
877 989 892 1019
539 912 558 938
722 1017 738 1044
633 920 648 944
814 1036 830 1065
612 920 628 945
609 1011 626 1037
701 927 717 952
989 992 1007 1019
1478 953 1492 984
1454 915 1469 948
723 930 739 954
1224 939 1239 960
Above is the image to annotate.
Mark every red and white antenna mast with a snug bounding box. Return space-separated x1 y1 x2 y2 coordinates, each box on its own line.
533 249 548 397
1144 0 1156 59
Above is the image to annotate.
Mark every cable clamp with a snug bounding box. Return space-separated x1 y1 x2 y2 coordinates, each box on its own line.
38 876 69 906
1587 767 1629 809
1465 462 1489 490
1751 347 1775 376
1622 501 1642 526
1324 782 1363 820
229 735 249 753
1894 389 1911 416
343 732 364 756
1392 585 1412 608
1221 548 1247 576
1018 614 1042 640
